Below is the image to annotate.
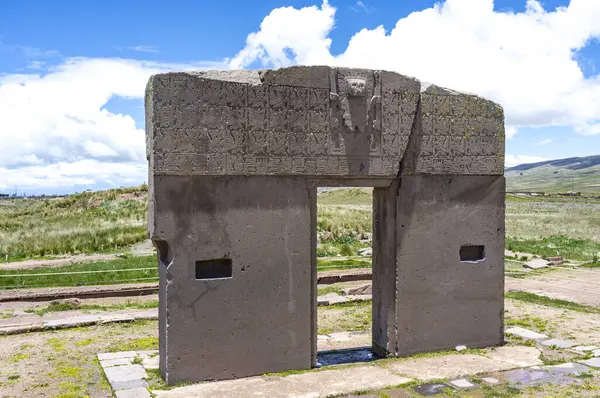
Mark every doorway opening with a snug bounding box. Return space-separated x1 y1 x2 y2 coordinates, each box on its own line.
315 186 376 367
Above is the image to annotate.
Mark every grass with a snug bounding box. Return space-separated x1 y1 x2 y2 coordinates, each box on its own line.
506 291 600 315
26 299 158 316
0 255 158 289
0 185 148 260
506 236 600 261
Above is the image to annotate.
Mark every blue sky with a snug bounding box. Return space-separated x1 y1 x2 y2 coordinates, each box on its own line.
1 0 599 194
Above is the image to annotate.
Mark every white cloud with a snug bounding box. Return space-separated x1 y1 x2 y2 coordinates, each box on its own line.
505 154 548 168
506 126 518 139
535 139 553 145
231 0 600 135
0 57 227 193
128 45 160 53
229 1 336 69
0 160 147 193
352 1 373 14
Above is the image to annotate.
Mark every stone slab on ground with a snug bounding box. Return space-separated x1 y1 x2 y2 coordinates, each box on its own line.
579 358 600 368
505 327 548 340
523 259 549 269
542 339 575 349
98 351 137 361
384 354 515 381
44 314 101 329
593 349 600 357
103 364 148 391
484 346 542 367
101 357 134 368
115 387 152 398
573 345 598 352
341 283 372 296
449 378 476 388
153 365 412 398
411 383 454 396
481 377 500 385
544 362 591 375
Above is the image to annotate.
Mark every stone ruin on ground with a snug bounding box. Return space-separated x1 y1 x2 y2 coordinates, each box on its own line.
145 66 506 385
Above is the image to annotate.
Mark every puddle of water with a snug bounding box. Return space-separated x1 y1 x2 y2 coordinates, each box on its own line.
316 347 377 367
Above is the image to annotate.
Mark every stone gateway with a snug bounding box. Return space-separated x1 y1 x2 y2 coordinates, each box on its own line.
145 66 506 385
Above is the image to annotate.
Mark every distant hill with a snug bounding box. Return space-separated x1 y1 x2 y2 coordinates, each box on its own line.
505 155 600 194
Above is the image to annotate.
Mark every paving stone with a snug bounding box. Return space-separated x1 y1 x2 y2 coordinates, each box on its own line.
43 315 101 329
481 377 500 385
449 378 475 388
341 283 372 296
131 309 158 320
579 358 600 368
101 314 136 324
104 364 148 390
142 356 160 370
101 358 133 368
523 258 549 269
541 339 575 349
152 365 411 398
485 346 542 367
381 388 413 397
112 379 149 391
384 354 513 381
593 349 600 357
505 327 548 340
115 387 151 398
137 350 159 359
411 383 453 396
0 323 43 335
572 345 598 352
98 351 137 361
317 293 349 306
544 362 591 375
501 368 554 387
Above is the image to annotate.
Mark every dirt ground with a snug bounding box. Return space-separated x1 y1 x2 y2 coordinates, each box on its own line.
0 320 158 397
507 267 600 307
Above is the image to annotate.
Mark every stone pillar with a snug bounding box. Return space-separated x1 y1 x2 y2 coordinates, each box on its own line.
152 175 314 384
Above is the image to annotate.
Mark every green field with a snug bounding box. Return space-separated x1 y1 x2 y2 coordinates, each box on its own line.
1 186 599 289
0 187 148 260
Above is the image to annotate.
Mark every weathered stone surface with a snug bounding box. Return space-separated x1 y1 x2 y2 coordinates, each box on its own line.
98 352 137 361
146 66 506 384
104 364 148 391
572 345 598 352
485 346 542 367
43 315 101 329
341 283 372 296
481 377 500 385
115 387 152 398
543 362 591 374
154 365 412 398
450 378 476 388
384 354 512 381
541 338 575 349
579 358 600 368
101 357 134 368
146 67 504 178
505 327 548 340
390 175 505 356
523 259 549 269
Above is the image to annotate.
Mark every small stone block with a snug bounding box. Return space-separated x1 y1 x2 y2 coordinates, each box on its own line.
382 388 413 398
101 358 133 368
412 383 453 396
572 345 598 352
505 327 548 340
523 259 548 269
481 377 500 385
43 315 101 329
98 351 137 361
450 378 475 388
544 362 591 375
112 379 149 391
115 387 151 398
101 314 135 324
142 356 159 370
104 364 148 390
579 358 600 368
593 349 600 357
541 339 575 349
